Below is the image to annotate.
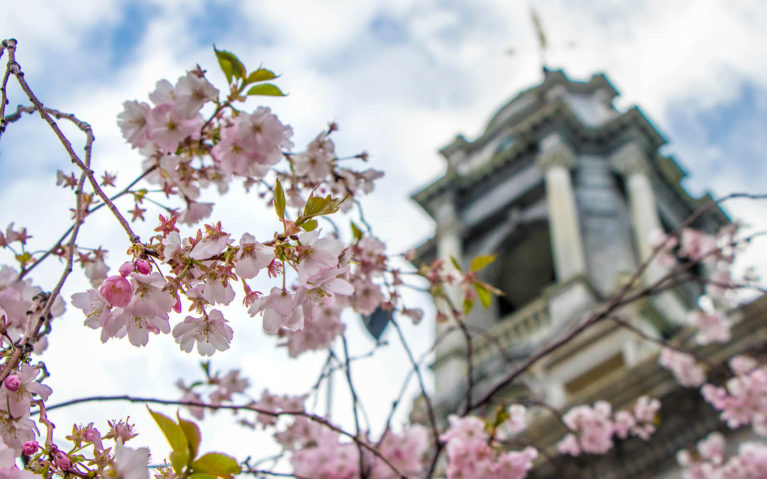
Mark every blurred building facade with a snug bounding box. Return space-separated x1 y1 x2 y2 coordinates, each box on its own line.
410 70 761 477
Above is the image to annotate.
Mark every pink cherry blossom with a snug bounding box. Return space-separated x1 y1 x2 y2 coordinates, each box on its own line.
372 425 430 478
179 201 214 225
20 441 36 456
172 309 234 356
149 79 176 105
0 364 52 418
506 404 527 435
350 278 385 315
99 275 132 308
702 357 767 433
189 228 230 260
3 376 19 392
54 451 71 471
72 289 126 342
84 255 109 287
117 100 150 148
234 233 274 279
679 228 719 263
173 71 218 117
292 133 334 183
678 433 767 479
249 287 307 334
145 103 202 153
280 302 345 357
687 308 732 345
659 348 706 387
114 442 150 479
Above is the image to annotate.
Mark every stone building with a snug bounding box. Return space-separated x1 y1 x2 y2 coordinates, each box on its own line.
411 70 763 477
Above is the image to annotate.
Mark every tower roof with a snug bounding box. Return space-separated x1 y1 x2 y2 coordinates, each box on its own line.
412 71 726 228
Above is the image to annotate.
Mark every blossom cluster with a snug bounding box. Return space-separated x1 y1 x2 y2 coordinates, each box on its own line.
440 408 537 479
659 347 706 387
256 392 430 478
0 365 50 453
0 414 148 479
702 355 767 434
0 264 65 352
556 396 660 456
653 225 740 344
177 366 250 420
677 432 767 479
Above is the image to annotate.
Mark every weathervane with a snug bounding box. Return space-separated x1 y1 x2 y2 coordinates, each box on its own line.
506 7 576 77
530 8 548 73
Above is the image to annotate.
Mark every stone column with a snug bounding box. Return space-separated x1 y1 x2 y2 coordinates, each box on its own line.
432 195 465 399
612 142 687 321
611 142 662 266
536 133 587 282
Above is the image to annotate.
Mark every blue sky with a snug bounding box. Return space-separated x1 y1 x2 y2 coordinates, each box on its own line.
1 0 766 464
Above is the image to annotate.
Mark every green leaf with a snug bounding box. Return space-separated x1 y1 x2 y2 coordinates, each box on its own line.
296 194 345 227
246 83 286 97
15 252 31 266
470 254 497 272
300 219 318 231
463 296 474 315
148 408 189 473
449 256 462 272
274 178 286 220
177 413 202 461
474 283 493 309
190 474 218 479
350 221 363 241
303 195 330 218
213 46 245 84
170 450 188 474
245 68 278 84
192 452 242 477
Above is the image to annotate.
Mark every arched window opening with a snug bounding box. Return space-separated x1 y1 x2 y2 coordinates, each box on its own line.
495 221 556 318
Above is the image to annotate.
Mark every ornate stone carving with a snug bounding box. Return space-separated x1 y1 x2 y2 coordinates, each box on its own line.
611 142 650 176
536 133 576 170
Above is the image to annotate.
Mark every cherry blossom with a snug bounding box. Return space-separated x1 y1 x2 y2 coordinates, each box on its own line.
172 309 233 356
116 100 150 148
292 132 335 183
440 415 537 479
687 306 733 345
659 348 706 387
702 355 767 434
249 287 307 334
145 103 202 153
113 442 150 479
0 364 51 418
99 275 132 308
234 233 273 279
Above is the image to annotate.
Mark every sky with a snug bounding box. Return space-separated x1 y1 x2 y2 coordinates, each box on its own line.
1 0 766 467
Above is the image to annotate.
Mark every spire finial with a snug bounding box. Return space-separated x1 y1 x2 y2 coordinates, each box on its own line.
530 7 548 74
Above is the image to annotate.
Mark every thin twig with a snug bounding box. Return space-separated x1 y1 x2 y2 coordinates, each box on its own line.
389 318 440 448
5 40 139 244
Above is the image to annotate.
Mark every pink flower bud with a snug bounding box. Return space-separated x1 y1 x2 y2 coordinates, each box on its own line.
135 259 151 274
55 451 71 471
4 374 20 392
83 427 99 442
118 261 134 277
99 275 132 308
22 441 38 456
173 295 182 313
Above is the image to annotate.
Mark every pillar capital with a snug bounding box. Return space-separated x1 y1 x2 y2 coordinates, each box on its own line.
536 133 576 170
611 142 650 177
